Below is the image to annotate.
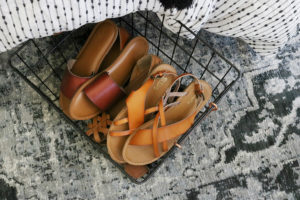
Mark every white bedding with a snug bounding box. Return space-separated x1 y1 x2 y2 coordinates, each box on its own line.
0 0 299 56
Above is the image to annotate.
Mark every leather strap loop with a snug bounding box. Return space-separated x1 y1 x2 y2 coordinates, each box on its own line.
84 72 126 111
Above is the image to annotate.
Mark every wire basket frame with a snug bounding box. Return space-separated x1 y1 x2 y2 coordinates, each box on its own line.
9 11 240 184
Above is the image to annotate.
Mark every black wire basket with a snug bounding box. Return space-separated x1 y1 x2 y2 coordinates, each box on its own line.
9 11 240 184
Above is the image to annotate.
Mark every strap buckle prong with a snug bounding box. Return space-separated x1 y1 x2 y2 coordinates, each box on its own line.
175 143 182 149
209 102 218 111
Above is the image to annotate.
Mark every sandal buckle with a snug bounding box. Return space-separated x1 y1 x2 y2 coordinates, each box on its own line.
209 102 218 111
175 143 182 149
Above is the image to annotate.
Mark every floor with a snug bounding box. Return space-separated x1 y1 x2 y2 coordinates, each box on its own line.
0 16 300 199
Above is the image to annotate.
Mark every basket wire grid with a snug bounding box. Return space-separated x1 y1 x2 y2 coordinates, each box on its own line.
9 11 240 184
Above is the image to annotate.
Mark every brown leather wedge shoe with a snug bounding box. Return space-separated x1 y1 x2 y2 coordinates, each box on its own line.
68 36 149 120
59 20 130 118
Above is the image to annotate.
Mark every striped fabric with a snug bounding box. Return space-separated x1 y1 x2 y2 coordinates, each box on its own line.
0 0 299 55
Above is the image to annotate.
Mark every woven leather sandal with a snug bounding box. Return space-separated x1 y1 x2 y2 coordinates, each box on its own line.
107 64 178 163
68 36 148 120
121 74 212 165
60 20 130 118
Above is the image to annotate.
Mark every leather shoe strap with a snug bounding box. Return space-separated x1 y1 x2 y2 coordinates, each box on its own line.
60 59 92 99
84 72 126 111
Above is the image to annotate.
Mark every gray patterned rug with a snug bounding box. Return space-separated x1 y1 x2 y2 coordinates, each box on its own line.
0 14 299 199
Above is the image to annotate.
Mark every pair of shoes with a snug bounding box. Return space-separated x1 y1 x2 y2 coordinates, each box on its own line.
59 19 148 120
107 72 212 166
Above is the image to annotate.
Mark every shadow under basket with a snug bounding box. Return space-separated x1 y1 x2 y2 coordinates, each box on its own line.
9 11 240 184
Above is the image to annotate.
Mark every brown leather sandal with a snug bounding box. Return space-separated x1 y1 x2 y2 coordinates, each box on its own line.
121 74 212 165
68 36 149 120
60 20 130 118
107 64 178 163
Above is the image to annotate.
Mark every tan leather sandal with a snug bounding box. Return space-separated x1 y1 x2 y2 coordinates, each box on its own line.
60 20 130 118
107 64 178 163
68 36 149 120
121 74 212 165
